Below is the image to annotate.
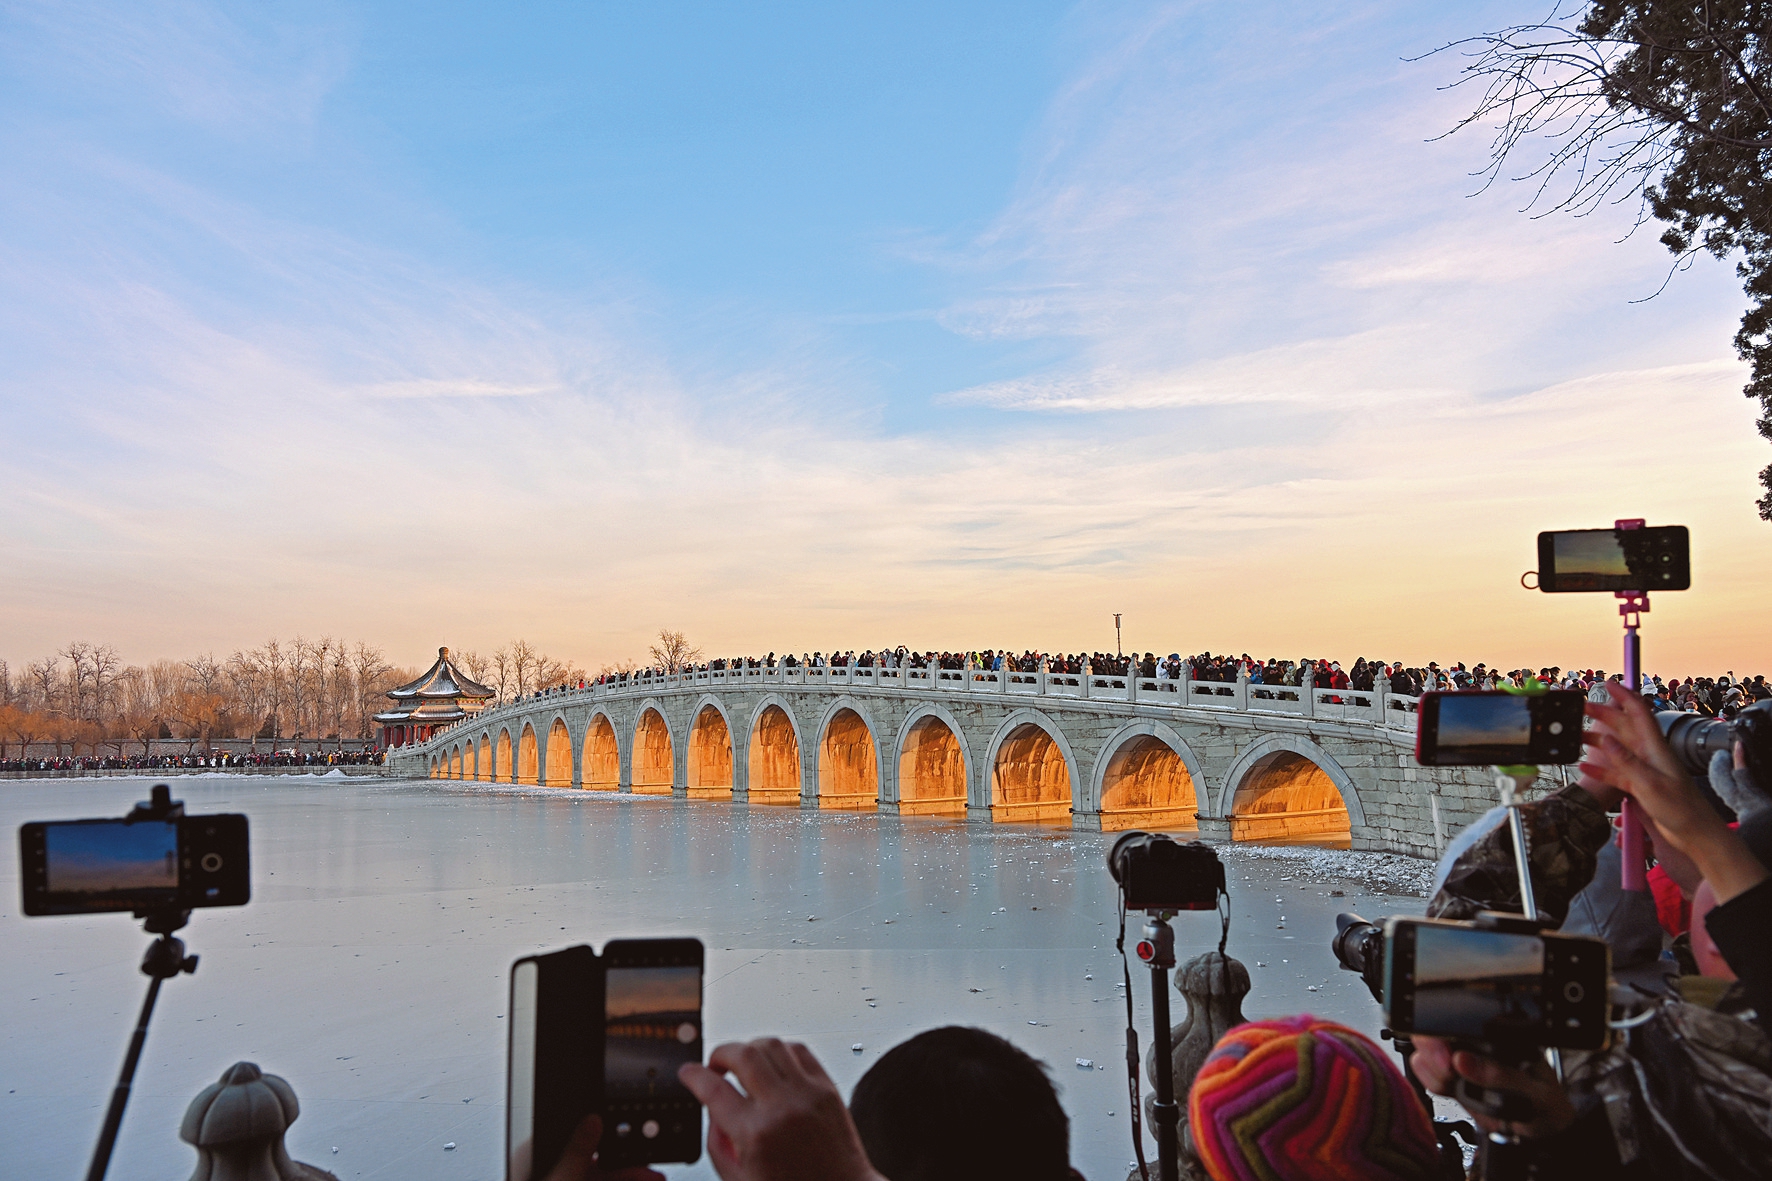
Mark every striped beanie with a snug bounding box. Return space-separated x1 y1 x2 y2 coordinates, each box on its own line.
1187 1015 1438 1181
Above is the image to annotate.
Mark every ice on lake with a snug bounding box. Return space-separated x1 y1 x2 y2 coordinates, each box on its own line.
0 776 1432 1180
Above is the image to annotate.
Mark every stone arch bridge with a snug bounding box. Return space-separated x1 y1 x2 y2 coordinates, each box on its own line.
388 664 1522 858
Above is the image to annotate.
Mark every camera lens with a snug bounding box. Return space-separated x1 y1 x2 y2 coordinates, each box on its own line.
200 852 223 873
1657 711 1732 777
1563 981 1585 1003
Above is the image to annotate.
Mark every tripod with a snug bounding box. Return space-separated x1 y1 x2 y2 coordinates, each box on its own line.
85 786 200 1181
1137 915 1181 1181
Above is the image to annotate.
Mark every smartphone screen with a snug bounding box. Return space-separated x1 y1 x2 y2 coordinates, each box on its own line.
605 966 701 1103
1537 525 1689 592
1415 690 1585 765
600 940 703 1168
1408 924 1545 1038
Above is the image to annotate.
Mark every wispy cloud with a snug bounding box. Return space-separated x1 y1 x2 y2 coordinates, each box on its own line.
0 0 1765 675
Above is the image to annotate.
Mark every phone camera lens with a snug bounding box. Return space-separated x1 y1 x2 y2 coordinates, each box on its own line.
1548 721 1564 735
642 1120 660 1140
200 852 224 873
1564 981 1585 1003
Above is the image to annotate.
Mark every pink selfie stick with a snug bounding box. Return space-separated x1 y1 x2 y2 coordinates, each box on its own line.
1616 520 1649 891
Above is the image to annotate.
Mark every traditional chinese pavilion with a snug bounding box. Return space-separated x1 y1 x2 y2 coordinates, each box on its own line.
374 646 495 748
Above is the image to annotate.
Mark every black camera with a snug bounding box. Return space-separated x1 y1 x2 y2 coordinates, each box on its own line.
1106 831 1224 912
1332 912 1387 1004
1658 699 1771 788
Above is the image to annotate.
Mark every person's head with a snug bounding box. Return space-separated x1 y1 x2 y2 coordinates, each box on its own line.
1189 1016 1439 1181
849 1026 1073 1181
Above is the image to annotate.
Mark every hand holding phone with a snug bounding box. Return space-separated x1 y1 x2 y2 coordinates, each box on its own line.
508 939 704 1181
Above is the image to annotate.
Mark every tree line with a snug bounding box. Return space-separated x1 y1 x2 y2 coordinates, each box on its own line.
0 638 411 758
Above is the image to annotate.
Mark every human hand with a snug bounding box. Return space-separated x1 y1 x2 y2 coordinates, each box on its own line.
678 1038 885 1181
1410 1036 1574 1139
540 1114 667 1181
1582 684 1768 902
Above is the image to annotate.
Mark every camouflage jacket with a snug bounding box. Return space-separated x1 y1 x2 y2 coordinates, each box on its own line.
1427 784 1613 926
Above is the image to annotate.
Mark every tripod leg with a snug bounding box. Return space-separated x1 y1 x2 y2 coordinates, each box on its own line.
1149 967 1180 1181
85 974 164 1181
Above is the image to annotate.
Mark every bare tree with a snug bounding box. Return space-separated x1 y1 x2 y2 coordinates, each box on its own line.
326 640 352 746
508 639 539 698
350 641 392 739
488 647 515 704
1438 4 1772 517
185 653 225 696
597 655 641 678
25 657 59 713
649 630 703 674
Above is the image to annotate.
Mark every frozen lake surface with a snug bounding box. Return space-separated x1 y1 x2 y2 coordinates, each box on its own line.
1 776 1435 1181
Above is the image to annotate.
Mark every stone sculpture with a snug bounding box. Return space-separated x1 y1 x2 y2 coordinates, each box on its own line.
179 1061 338 1181
1137 950 1251 1181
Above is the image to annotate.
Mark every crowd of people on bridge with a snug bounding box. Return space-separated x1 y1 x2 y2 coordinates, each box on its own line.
507 647 1769 722
0 749 384 774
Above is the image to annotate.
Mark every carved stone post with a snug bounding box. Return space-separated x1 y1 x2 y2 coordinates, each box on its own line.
1140 951 1251 1180
180 1061 338 1181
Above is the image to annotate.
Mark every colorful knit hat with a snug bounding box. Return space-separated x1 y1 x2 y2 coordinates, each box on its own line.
1187 1015 1438 1181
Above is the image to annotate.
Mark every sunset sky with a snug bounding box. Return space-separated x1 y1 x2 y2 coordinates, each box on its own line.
4 1 1767 678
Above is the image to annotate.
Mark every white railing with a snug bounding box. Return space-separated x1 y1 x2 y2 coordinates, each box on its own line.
405 663 1420 755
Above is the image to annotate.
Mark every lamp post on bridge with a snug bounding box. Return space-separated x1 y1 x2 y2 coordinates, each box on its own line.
1114 613 1122 659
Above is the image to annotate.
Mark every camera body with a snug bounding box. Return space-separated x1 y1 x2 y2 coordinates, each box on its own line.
1106 831 1224 912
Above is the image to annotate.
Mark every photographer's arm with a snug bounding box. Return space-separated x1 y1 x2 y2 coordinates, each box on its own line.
1584 684 1772 1026
1582 685 1769 905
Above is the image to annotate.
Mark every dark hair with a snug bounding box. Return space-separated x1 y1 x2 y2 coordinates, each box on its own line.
849 1026 1071 1181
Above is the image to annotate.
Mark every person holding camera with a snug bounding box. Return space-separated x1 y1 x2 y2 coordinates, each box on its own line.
1412 683 1772 1179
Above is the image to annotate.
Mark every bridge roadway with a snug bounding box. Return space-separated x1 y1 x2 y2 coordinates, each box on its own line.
388 664 1530 858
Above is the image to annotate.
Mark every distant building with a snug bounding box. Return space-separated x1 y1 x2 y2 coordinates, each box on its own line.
374 647 494 748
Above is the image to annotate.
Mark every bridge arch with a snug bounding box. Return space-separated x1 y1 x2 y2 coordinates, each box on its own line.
816 698 879 811
747 696 802 806
687 697 734 799
985 709 1078 824
582 711 620 791
1215 734 1360 845
544 716 573 787
1089 721 1201 833
448 743 462 779
631 704 675 794
893 703 970 818
518 722 540 785
428 754 439 778
496 728 514 783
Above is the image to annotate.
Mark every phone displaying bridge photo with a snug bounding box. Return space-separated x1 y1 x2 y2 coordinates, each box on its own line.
604 965 701 1103
1410 925 1544 1040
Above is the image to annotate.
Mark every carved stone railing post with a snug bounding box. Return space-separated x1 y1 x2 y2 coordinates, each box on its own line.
180 1061 337 1181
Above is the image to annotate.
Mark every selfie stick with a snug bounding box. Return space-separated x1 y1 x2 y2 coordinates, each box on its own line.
86 787 199 1181
1617 588 1650 892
